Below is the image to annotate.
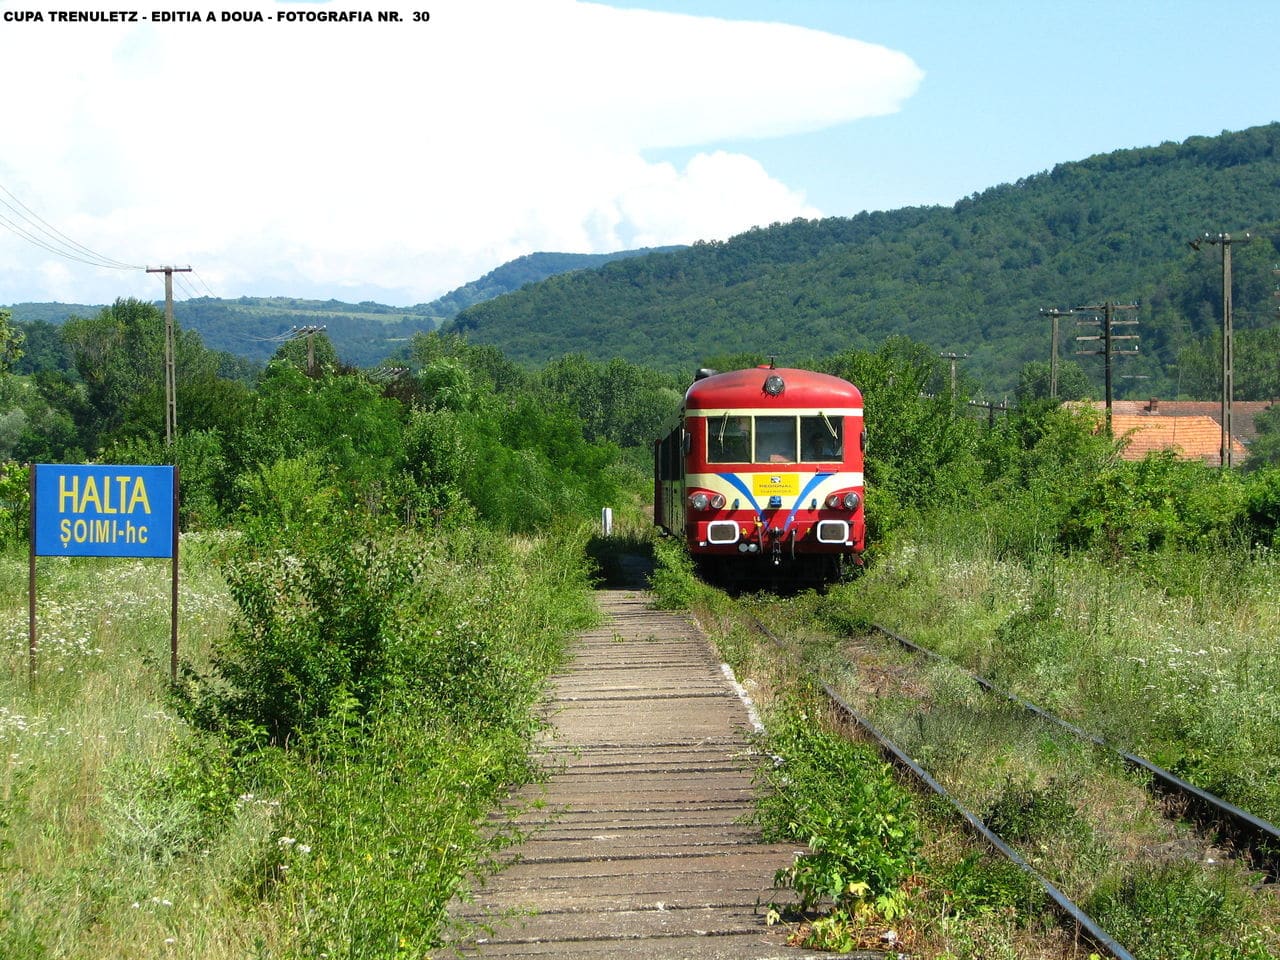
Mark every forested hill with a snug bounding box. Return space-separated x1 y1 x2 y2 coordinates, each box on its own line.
5 247 679 368
444 123 1280 396
412 247 684 318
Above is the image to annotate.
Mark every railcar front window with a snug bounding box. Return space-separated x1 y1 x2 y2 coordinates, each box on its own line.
801 415 843 461
707 415 751 463
755 416 796 463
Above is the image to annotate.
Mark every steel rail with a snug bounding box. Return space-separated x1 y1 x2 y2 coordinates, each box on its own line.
751 616 1135 960
872 624 1280 879
820 679 1136 960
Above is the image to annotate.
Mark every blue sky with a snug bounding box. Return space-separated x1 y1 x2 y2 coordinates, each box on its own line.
619 0 1278 215
0 0 1275 306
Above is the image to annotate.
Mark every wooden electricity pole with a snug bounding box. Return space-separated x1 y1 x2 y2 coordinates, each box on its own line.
939 352 969 406
968 398 1010 428
292 324 325 376
147 265 192 446
1039 308 1073 398
1190 232 1251 467
1075 302 1139 438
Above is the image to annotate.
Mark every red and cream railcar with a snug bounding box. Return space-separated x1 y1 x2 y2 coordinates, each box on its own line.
655 364 865 586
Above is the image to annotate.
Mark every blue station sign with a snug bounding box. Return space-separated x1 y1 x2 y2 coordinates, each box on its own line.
33 464 176 558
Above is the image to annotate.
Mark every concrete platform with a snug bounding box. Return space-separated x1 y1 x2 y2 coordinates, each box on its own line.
449 590 826 959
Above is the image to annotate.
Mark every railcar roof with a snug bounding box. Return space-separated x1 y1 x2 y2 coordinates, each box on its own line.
684 366 862 410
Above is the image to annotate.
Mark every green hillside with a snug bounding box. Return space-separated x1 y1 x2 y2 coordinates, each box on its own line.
411 247 684 318
5 248 680 368
445 123 1280 397
4 297 436 368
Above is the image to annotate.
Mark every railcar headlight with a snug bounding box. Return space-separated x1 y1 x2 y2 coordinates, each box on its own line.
709 493 726 510
689 492 710 511
763 374 785 396
825 492 861 511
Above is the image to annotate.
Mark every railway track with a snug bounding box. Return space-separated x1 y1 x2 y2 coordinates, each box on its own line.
750 613 1280 960
869 622 1280 880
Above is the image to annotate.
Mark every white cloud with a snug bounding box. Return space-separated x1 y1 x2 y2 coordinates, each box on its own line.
0 0 922 305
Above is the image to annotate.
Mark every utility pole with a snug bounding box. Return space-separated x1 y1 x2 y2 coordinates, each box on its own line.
146 265 191 446
939 352 969 406
291 325 326 376
1039 308 1072 398
968 398 1010 428
1190 233 1251 467
1075 301 1139 438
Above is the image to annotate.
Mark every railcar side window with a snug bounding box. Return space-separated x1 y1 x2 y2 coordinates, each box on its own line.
800 416 843 461
707 415 751 463
755 416 796 463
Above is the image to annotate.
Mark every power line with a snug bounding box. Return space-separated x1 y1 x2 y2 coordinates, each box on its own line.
173 273 202 300
0 209 132 270
1038 308 1072 399
189 269 219 298
0 181 142 270
939 352 969 406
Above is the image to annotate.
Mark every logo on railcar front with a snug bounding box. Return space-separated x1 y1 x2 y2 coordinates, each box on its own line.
752 474 799 496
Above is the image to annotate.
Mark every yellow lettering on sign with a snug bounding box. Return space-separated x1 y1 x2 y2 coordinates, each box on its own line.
80 477 104 512
127 476 152 514
59 475 79 512
751 474 799 496
56 473 152 514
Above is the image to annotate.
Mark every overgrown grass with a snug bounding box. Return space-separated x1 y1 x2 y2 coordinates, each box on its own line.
649 542 1080 957
829 520 1280 823
651 531 1280 958
809 522 1280 957
0 517 599 959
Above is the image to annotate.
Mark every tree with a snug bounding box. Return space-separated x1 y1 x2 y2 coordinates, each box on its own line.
60 298 166 451
1015 360 1093 404
0 308 24 374
1246 404 1280 471
539 354 681 449
823 337 985 533
58 298 251 457
239 362 407 500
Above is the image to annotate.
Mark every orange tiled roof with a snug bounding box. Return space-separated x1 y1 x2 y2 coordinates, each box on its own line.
1081 399 1275 442
1109 414 1247 465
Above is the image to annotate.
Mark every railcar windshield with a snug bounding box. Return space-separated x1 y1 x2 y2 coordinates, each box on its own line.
755 416 796 463
707 414 751 463
800 415 843 461
705 414 844 464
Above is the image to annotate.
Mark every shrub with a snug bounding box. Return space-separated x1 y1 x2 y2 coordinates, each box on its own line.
756 709 921 923
1243 467 1280 545
0 460 29 548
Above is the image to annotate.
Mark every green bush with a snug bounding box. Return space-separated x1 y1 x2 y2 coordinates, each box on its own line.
981 776 1085 846
648 536 700 610
99 732 239 865
1057 454 1248 557
265 707 540 959
756 709 921 921
0 460 29 548
1243 467 1280 545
